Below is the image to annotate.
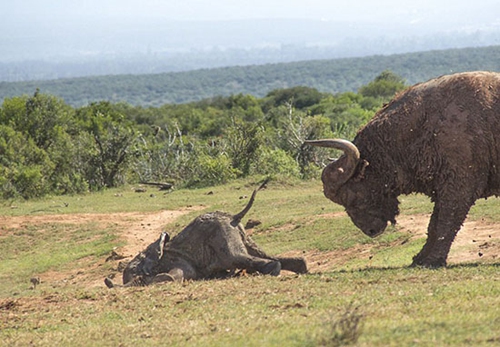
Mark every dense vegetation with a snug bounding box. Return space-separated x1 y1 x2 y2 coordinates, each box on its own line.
0 71 407 199
1 45 500 106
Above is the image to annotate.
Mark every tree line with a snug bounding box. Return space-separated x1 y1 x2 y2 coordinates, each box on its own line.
0 71 407 199
1 46 500 107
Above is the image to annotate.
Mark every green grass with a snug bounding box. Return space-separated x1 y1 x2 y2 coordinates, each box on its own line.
0 221 119 296
0 179 499 346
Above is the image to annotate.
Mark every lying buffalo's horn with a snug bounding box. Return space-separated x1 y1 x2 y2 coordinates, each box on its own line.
304 139 361 183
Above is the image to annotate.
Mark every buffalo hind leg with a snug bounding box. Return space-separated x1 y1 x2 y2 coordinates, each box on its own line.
232 255 281 276
277 257 308 274
243 232 307 274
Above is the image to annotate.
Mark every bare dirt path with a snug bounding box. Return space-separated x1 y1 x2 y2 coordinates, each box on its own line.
0 207 204 288
281 212 500 273
1 209 498 288
0 207 203 257
397 214 499 264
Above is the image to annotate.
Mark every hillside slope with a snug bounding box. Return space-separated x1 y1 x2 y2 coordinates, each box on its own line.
1 46 500 106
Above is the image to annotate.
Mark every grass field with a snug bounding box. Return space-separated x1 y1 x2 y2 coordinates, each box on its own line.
0 179 499 346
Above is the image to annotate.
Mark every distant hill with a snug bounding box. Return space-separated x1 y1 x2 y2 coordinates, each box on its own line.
1 45 500 107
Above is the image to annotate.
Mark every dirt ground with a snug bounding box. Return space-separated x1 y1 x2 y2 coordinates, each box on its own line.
1 208 499 289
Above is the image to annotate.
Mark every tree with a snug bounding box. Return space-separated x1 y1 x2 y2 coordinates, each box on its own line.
0 125 54 199
263 86 325 112
273 102 334 178
0 92 87 196
224 118 263 177
358 70 407 101
2 90 75 150
76 102 137 189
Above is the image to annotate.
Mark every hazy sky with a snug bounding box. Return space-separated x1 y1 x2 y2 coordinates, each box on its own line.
4 0 500 22
2 0 499 63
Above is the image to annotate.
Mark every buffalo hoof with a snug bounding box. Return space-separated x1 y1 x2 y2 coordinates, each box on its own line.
411 256 447 268
261 261 281 276
104 277 115 288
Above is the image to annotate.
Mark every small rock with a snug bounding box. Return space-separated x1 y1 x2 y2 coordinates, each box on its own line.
30 277 41 289
245 219 262 229
106 250 127 262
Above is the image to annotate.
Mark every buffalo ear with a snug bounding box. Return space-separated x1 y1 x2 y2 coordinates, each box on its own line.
353 160 369 181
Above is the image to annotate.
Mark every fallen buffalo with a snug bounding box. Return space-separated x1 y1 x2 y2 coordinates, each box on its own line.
105 181 307 288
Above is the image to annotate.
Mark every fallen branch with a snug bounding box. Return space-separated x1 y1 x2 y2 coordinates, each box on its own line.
140 182 174 190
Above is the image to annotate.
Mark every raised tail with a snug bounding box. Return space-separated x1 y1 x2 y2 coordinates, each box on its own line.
232 179 269 225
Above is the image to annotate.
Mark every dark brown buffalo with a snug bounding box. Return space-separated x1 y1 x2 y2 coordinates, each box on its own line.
306 71 500 267
105 181 307 287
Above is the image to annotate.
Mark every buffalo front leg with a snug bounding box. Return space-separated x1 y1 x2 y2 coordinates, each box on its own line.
150 268 189 284
411 205 440 266
411 197 472 268
104 275 152 288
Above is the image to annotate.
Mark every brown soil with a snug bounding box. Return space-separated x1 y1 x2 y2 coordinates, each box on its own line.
271 212 499 273
1 209 498 289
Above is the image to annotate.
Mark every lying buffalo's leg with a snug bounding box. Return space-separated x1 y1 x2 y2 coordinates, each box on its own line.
105 269 180 288
231 255 282 276
242 231 307 274
150 268 184 283
276 257 308 274
105 275 151 288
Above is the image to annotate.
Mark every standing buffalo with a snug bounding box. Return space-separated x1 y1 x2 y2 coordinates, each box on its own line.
105 181 307 288
306 71 500 267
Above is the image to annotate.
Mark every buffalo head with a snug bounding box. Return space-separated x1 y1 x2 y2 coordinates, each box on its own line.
305 139 399 237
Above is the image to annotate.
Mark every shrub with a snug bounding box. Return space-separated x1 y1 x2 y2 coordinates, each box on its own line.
312 305 365 347
253 147 300 178
187 153 239 187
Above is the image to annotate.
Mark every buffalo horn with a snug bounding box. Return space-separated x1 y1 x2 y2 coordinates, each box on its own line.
304 139 361 181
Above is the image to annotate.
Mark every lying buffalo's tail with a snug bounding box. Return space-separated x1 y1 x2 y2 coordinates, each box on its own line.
232 179 269 225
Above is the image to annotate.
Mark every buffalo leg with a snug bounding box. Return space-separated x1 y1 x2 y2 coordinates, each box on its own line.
243 232 307 274
412 195 472 268
104 275 152 288
150 268 186 283
276 257 308 274
411 205 440 266
231 255 282 276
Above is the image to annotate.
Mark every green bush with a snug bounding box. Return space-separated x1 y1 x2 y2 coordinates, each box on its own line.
187 153 240 187
253 147 300 178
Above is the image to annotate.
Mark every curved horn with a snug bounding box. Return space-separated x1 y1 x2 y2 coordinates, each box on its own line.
304 139 361 182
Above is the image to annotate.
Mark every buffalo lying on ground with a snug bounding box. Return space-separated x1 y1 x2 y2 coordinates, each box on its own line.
105 181 307 287
306 71 500 267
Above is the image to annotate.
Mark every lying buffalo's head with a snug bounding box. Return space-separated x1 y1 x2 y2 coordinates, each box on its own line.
305 139 399 237
123 231 170 284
